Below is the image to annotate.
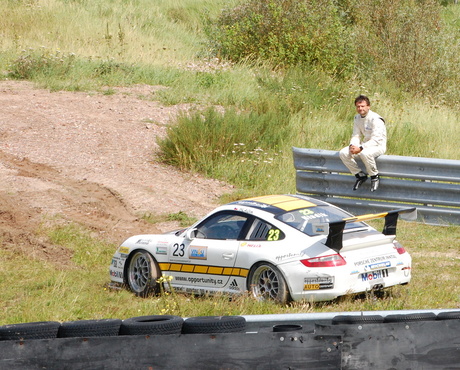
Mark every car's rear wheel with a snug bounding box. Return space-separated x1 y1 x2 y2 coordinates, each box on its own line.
248 263 290 303
126 250 160 297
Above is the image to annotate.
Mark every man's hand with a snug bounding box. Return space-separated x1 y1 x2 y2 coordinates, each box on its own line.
349 145 362 155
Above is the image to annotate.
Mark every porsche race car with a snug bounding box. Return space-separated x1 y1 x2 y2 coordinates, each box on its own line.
109 194 415 303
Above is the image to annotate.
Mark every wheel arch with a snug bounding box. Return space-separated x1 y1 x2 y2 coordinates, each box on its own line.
123 248 162 286
246 260 293 299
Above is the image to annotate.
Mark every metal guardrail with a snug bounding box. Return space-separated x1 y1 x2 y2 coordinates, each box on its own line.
293 147 460 226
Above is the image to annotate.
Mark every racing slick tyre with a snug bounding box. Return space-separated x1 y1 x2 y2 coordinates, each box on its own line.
0 321 60 340
247 262 291 303
182 316 246 334
119 315 183 335
332 315 384 325
57 319 122 338
436 311 460 320
383 312 437 323
126 250 161 297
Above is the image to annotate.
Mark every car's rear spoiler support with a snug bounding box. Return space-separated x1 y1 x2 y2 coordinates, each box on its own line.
314 207 417 253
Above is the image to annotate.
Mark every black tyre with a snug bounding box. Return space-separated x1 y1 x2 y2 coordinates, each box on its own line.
436 311 460 320
0 321 60 340
383 312 437 323
126 250 161 297
247 263 291 303
119 315 183 335
57 319 122 338
332 315 384 325
182 316 246 334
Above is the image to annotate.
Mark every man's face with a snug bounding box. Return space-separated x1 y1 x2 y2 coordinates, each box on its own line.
355 100 370 117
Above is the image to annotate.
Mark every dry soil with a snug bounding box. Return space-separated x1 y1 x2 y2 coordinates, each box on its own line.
0 81 233 267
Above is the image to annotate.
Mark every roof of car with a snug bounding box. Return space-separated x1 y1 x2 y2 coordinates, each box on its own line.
230 194 327 215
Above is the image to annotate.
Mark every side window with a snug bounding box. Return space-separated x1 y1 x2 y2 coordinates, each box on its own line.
247 218 284 241
195 212 248 240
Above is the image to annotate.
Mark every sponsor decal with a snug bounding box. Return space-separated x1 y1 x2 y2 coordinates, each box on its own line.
111 257 123 268
240 242 262 248
189 246 207 260
235 201 270 208
300 212 328 221
303 276 334 290
119 246 130 255
233 207 254 214
229 279 239 291
360 269 389 282
176 276 223 285
354 254 397 267
276 252 301 262
136 239 151 245
110 270 123 279
156 246 167 255
368 261 391 270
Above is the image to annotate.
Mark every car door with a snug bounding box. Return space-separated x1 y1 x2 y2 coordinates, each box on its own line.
167 211 250 291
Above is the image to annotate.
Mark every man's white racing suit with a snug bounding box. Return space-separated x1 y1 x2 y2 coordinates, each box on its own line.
339 110 386 177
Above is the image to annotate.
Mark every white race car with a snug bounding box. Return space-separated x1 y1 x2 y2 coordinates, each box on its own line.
109 194 414 303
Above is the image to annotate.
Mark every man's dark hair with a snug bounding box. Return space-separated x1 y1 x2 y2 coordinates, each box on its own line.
354 95 370 106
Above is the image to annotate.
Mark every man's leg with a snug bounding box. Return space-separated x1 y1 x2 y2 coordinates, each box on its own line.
339 146 362 174
339 147 367 190
357 147 385 191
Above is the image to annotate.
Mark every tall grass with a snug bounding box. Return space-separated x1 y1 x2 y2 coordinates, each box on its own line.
0 0 238 65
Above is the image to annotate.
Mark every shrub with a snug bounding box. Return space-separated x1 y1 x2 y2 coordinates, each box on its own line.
206 0 356 76
339 0 448 96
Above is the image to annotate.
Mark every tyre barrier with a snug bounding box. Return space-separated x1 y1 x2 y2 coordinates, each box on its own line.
119 315 183 335
436 310 460 320
0 321 61 341
331 314 384 325
0 310 459 341
181 315 246 334
1 311 460 369
272 324 303 332
58 319 122 338
383 312 437 323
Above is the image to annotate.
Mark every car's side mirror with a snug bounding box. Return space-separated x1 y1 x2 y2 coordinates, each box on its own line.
185 228 197 240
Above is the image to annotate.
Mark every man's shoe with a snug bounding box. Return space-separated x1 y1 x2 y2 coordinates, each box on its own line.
353 175 368 190
370 175 380 192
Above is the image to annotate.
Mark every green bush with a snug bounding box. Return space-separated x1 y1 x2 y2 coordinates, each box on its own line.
206 0 460 104
206 0 356 75
8 49 76 80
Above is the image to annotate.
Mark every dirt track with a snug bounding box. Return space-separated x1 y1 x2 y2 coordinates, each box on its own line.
0 81 232 266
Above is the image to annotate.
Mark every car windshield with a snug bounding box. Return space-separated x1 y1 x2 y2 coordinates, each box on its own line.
275 205 367 236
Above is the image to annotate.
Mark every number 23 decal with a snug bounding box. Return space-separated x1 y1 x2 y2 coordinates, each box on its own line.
267 229 280 241
173 243 185 257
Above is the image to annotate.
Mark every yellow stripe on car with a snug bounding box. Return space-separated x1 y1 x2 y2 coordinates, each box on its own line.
159 263 249 278
246 194 316 211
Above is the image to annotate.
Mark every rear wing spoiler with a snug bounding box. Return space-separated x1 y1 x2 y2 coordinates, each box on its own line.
312 207 417 253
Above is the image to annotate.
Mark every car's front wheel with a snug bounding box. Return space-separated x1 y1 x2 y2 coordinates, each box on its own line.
126 250 160 297
247 263 291 303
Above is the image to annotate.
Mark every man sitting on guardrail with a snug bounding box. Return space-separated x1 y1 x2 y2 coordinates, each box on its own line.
339 95 386 192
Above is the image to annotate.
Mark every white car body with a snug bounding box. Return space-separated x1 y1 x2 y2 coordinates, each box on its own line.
109 194 413 302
